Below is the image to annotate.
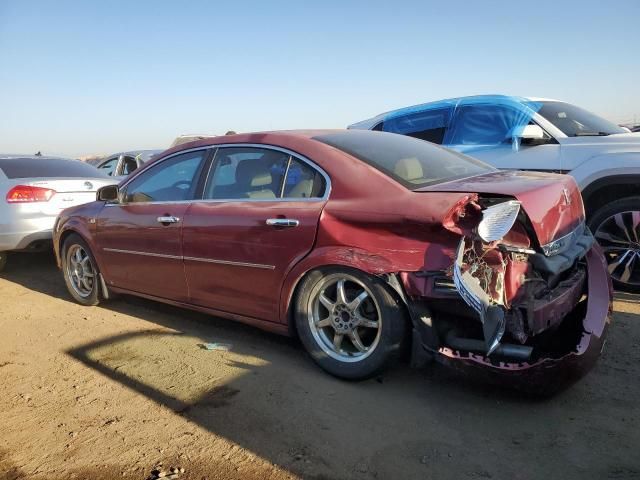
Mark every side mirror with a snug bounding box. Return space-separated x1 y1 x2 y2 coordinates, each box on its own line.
514 124 545 140
511 124 546 151
97 184 119 202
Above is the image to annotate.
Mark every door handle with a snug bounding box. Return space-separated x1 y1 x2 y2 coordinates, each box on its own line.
157 216 180 224
266 218 299 228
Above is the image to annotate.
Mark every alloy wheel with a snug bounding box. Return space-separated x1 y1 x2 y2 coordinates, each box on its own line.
594 210 640 287
307 273 382 362
65 244 96 298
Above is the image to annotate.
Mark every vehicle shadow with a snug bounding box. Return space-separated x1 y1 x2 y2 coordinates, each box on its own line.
0 251 70 301
3 252 640 479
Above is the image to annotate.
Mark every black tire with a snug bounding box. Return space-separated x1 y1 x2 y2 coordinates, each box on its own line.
294 267 407 380
61 234 101 306
589 196 640 293
0 252 7 272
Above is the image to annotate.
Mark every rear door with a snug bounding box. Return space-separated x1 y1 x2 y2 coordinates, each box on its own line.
97 149 209 301
182 146 329 322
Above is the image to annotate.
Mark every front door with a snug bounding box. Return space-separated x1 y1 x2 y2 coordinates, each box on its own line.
182 146 329 322
446 104 563 171
97 149 209 301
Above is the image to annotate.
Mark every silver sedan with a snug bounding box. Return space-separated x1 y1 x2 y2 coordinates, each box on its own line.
0 155 117 271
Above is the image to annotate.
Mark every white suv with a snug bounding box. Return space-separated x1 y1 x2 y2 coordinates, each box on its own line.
349 95 640 291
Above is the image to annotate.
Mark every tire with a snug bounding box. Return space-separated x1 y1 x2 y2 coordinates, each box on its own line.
589 196 640 293
62 234 101 306
0 252 7 272
294 267 407 380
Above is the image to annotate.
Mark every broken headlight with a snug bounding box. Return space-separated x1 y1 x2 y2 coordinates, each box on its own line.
477 200 521 242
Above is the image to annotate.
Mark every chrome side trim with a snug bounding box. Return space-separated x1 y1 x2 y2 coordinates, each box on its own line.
104 196 326 207
183 256 275 270
103 248 182 260
103 247 275 270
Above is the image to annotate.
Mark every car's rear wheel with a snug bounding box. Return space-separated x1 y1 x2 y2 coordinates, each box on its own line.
0 252 7 272
295 268 406 380
62 234 100 306
590 196 640 293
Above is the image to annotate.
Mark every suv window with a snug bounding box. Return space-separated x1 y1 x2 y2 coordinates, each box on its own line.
204 147 326 200
382 107 452 144
447 104 526 146
124 150 206 203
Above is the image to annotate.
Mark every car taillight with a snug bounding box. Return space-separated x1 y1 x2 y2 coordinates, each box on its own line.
6 185 56 203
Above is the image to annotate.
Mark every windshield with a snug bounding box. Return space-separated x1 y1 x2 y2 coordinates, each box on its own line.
314 130 494 189
537 101 626 137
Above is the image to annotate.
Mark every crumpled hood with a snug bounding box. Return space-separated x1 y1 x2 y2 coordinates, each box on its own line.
416 170 584 246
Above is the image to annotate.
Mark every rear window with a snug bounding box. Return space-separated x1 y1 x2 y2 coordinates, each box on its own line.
313 130 494 189
0 157 107 179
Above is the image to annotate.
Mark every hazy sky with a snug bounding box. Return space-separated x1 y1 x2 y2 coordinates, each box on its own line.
1 0 638 157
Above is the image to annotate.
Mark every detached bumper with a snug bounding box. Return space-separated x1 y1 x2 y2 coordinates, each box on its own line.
433 245 612 394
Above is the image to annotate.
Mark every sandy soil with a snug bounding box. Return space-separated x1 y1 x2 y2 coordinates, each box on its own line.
1 251 639 480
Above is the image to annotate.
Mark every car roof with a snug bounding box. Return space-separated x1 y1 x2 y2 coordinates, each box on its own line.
0 154 77 161
349 95 566 128
160 129 345 155
104 149 163 158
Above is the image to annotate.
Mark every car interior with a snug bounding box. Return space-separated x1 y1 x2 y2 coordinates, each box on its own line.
206 149 323 200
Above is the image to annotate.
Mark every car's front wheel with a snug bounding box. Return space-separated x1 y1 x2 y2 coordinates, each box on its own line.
590 196 640 293
0 252 7 272
295 268 407 380
62 234 101 306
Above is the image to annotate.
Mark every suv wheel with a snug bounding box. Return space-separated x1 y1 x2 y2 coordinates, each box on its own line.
0 252 7 272
589 196 640 293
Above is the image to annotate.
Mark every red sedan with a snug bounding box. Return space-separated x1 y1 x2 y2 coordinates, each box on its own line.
54 130 611 390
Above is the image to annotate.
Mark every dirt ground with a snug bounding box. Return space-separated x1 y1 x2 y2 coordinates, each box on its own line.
0 252 639 480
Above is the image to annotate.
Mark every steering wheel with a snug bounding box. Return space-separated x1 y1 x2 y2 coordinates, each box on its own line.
171 180 191 190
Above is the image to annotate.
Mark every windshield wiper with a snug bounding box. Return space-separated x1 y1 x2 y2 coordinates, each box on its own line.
573 132 611 137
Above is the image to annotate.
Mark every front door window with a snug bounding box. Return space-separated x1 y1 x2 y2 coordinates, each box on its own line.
124 150 206 203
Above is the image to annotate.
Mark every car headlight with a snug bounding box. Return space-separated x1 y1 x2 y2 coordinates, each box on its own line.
477 200 521 242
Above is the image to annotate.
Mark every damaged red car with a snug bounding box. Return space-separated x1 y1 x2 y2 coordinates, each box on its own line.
54 130 612 391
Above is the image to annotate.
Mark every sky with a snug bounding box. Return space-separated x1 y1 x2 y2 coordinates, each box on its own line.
0 0 639 157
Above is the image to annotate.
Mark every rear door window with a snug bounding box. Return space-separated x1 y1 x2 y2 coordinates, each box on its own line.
282 158 326 198
382 107 452 144
204 147 326 200
204 147 289 200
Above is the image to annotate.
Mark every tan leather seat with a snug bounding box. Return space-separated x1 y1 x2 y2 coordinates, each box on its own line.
288 179 313 198
394 157 424 182
235 160 276 198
